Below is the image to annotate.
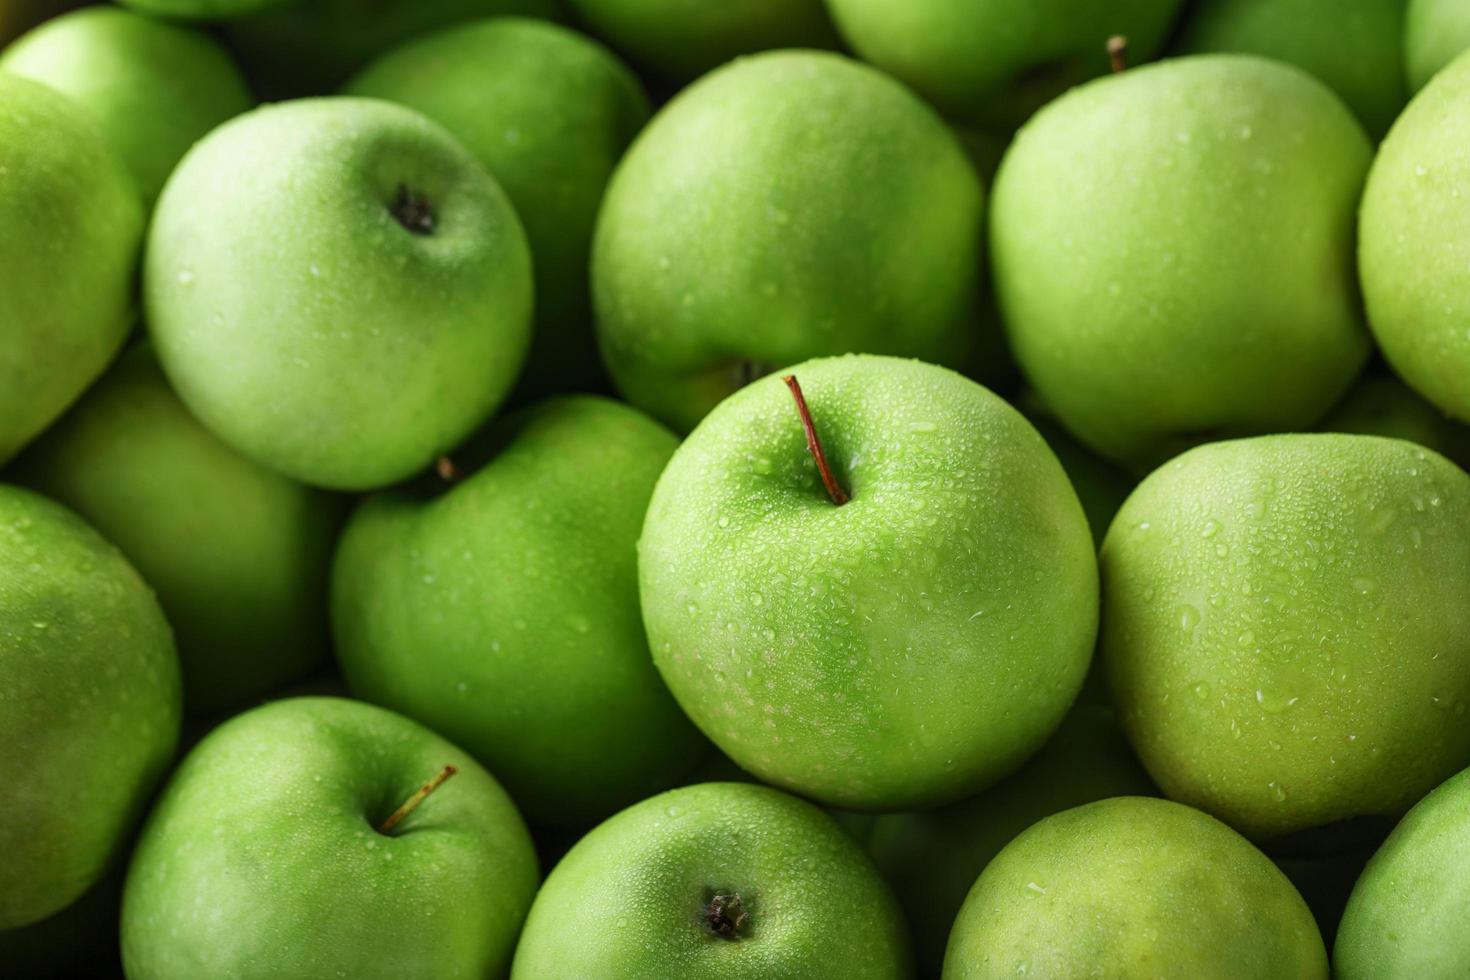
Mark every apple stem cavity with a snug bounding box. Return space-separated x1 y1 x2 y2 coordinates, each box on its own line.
377 764 458 835
704 892 751 940
1107 35 1129 74
391 183 436 235
782 374 849 506
435 454 460 483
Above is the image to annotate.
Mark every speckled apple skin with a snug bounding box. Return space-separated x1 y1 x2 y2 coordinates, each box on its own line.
1102 434 1470 840
511 782 912 979
640 355 1098 811
121 697 538 979
0 485 180 929
943 797 1327 979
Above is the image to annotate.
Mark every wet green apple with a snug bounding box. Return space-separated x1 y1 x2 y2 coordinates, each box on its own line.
1406 0 1470 91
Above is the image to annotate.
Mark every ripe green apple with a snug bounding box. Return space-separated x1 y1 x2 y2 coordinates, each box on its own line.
1321 375 1470 469
121 696 539 979
992 55 1372 466
510 782 911 978
117 0 291 19
1102 434 1470 840
332 396 705 826
0 485 181 929
0 7 252 204
562 0 838 81
1335 766 1470 977
1360 52 1470 424
641 355 1097 810
1406 0 1470 91
824 0 1186 129
866 705 1155 976
146 96 533 491
0 74 142 466
594 52 987 433
1177 0 1407 137
12 344 344 715
943 797 1327 978
345 17 650 397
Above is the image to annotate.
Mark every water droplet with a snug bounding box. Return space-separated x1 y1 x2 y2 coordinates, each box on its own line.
1200 519 1220 539
1177 604 1200 635
176 268 195 285
1268 782 1289 803
1191 682 1210 700
717 515 729 528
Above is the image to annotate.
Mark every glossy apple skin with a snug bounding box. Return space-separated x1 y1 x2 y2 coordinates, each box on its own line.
0 485 181 930
121 697 539 979
1335 766 1470 977
0 74 142 466
1361 51 1470 424
0 7 252 204
345 18 650 397
593 52 986 433
14 344 344 715
333 396 705 826
1102 434 1470 840
992 55 1371 466
510 782 912 979
1406 0 1470 91
943 797 1327 979
641 355 1097 811
145 97 533 491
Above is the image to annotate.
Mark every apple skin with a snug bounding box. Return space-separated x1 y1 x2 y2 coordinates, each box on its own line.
943 797 1328 978
1102 434 1470 841
1360 52 1470 424
116 0 292 19
1321 374 1470 470
510 782 912 979
1177 0 1407 137
0 74 142 467
0 6 252 205
12 344 344 715
345 17 650 397
1406 0 1470 91
593 51 986 434
145 96 533 491
562 0 839 81
866 705 1155 977
992 55 1372 466
121 696 539 979
640 355 1097 811
824 0 1186 130
1335 766 1470 977
0 485 181 930
332 396 706 827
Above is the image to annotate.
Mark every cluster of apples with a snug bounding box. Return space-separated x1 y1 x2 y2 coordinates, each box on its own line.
5 0 1470 977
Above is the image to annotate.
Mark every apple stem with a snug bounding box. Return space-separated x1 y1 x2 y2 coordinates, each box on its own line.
782 374 849 506
377 764 457 835
435 455 460 482
1107 35 1129 74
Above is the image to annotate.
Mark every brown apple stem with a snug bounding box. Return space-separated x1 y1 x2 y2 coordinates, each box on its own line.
1107 35 1129 74
782 374 849 506
705 892 751 940
435 455 460 482
378 764 457 835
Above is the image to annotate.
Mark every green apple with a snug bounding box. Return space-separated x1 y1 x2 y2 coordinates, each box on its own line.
345 18 650 397
1177 0 1407 137
227 0 561 98
145 96 533 491
1 7 252 204
12 344 344 715
1360 51 1470 423
1335 765 1470 977
332 396 705 826
562 0 838 81
943 797 1327 978
0 74 142 466
1406 0 1470 91
117 0 291 19
510 782 911 978
866 705 1155 976
992 55 1371 466
121 696 539 978
641 355 1097 810
0 485 180 929
824 0 1186 130
594 52 987 433
1102 434 1470 840
1321 375 1470 469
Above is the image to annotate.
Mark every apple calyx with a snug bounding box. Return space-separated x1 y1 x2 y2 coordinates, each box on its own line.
377 764 458 835
1107 35 1129 74
704 892 751 940
392 183 436 235
782 374 849 506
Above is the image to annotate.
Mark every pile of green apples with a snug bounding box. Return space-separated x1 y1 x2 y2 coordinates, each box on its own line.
7 0 1470 977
